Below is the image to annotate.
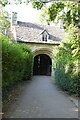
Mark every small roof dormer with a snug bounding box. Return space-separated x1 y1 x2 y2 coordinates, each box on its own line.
41 29 50 42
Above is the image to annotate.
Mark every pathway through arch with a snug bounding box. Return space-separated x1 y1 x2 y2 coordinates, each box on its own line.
3 76 78 118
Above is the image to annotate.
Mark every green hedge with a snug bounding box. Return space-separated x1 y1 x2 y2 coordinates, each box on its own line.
54 24 79 96
2 35 33 97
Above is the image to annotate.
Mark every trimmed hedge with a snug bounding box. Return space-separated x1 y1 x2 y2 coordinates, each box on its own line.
2 35 33 97
54 25 79 96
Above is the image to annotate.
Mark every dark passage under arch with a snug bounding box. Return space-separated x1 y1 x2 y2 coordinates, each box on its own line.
33 54 52 76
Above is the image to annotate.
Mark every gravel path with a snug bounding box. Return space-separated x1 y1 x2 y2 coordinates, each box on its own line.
3 76 78 118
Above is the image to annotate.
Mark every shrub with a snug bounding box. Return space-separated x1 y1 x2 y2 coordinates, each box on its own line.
1 35 33 98
54 24 79 96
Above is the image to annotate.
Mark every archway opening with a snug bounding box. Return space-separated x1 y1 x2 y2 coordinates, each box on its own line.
33 54 52 76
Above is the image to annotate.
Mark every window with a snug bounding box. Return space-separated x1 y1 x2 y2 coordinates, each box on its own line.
42 35 44 41
42 34 47 41
41 30 50 42
45 35 47 41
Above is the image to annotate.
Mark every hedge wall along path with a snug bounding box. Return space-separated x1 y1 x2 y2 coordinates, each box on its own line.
1 35 33 98
54 25 79 96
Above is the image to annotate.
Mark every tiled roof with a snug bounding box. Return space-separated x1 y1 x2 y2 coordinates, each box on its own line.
15 21 66 44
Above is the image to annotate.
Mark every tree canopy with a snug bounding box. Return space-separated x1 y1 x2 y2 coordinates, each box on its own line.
0 5 11 37
30 1 80 29
1 0 80 29
48 1 80 29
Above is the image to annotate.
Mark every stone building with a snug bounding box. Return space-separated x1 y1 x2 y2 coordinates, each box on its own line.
12 21 66 76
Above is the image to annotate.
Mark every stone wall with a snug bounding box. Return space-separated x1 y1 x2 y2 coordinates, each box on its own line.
26 42 59 77
27 42 59 58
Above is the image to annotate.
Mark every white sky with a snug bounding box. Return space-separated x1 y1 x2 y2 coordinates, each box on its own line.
5 3 41 23
5 2 62 27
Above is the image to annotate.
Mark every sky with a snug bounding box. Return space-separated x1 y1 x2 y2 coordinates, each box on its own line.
5 2 62 27
5 3 41 23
